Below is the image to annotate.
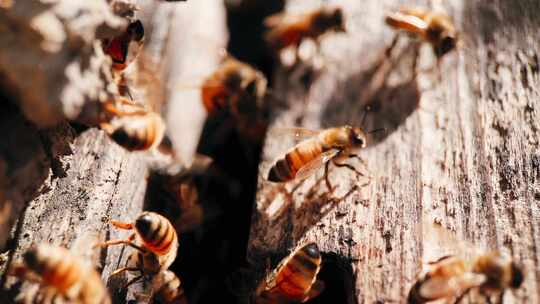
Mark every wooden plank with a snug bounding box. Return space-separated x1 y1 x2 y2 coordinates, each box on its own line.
249 0 540 303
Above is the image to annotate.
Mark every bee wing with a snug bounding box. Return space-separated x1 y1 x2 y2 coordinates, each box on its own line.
268 127 322 142
294 149 339 181
264 12 301 27
386 11 429 34
419 273 486 300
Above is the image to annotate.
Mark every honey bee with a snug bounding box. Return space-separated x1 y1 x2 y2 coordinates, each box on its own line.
10 244 110 304
254 242 324 304
102 19 144 72
385 7 457 58
201 56 269 142
150 270 188 304
408 252 524 303
267 126 369 190
99 98 170 153
264 7 345 59
96 211 178 286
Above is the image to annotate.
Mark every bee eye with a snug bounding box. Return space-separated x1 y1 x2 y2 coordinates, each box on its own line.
23 248 41 270
510 262 524 288
436 36 455 57
127 20 144 42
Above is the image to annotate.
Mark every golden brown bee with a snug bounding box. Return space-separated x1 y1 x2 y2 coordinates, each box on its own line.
267 126 368 190
201 57 269 142
254 242 324 304
264 7 345 57
150 270 188 304
11 244 111 304
102 19 145 72
96 211 178 286
408 252 524 303
385 7 457 58
99 98 169 153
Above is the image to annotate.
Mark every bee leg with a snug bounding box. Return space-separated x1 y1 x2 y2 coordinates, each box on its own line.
385 34 400 58
94 237 146 253
124 274 144 289
110 267 141 277
110 220 134 230
324 160 333 192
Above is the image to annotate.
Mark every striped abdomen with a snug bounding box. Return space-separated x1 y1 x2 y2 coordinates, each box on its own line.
24 244 110 304
135 212 178 263
267 137 324 182
110 113 164 151
152 270 188 304
257 243 321 302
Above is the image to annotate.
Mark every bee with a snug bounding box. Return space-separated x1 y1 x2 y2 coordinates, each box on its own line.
96 211 178 286
150 270 188 304
267 126 369 190
99 98 170 153
254 242 324 304
408 252 524 303
264 7 345 60
10 244 110 304
102 19 145 72
201 56 270 142
385 7 457 59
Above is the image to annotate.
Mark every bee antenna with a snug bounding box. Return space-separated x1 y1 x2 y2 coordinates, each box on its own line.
367 128 387 135
360 105 372 127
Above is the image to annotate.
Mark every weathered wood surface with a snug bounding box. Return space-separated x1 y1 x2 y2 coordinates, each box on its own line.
249 0 540 303
0 0 223 303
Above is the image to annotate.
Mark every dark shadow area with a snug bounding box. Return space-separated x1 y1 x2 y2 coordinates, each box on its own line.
225 0 285 82
307 252 357 304
321 44 421 146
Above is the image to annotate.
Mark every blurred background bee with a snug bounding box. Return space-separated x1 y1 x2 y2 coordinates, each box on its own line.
96 211 178 287
9 243 110 304
409 221 524 304
254 242 324 304
200 56 270 144
264 7 345 65
150 270 188 304
98 98 173 155
266 125 372 191
385 7 458 76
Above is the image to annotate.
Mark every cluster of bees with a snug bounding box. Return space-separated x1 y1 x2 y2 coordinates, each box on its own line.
3 2 525 304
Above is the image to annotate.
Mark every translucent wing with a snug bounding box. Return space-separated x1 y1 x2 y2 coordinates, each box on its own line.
294 149 339 181
264 12 305 27
268 127 321 142
419 273 486 300
386 11 429 34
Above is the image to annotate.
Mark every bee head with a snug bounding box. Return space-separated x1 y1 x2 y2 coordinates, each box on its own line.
350 127 367 148
135 211 156 239
316 8 346 33
435 34 456 57
127 20 144 42
330 8 346 32
510 262 524 288
23 245 46 273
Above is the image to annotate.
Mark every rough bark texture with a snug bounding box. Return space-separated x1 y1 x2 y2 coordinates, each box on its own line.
0 0 224 303
249 0 540 303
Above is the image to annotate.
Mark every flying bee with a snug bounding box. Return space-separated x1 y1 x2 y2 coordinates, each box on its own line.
102 19 145 72
95 211 178 287
149 270 188 304
201 56 270 142
385 7 458 59
264 7 345 61
267 125 373 191
408 252 524 304
254 242 324 304
10 244 110 304
98 98 171 154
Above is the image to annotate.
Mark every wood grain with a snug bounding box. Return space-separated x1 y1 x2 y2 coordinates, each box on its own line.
249 0 540 303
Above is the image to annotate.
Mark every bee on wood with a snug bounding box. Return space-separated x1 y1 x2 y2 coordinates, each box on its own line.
96 211 179 287
201 56 270 142
264 7 345 61
150 270 188 304
98 98 171 154
254 242 324 304
267 126 371 191
385 7 457 59
408 253 524 304
10 244 110 304
102 19 145 72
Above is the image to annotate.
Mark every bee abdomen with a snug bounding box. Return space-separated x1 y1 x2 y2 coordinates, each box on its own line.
135 212 177 255
277 244 321 296
267 157 295 182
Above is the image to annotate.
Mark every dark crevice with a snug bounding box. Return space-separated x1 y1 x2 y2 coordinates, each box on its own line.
307 252 357 304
